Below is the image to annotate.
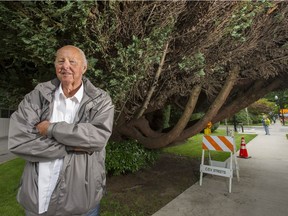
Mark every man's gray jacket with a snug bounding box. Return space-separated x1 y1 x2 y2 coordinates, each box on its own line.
8 77 114 216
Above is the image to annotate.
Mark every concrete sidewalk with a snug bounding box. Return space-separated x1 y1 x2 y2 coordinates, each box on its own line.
152 121 288 216
0 136 16 164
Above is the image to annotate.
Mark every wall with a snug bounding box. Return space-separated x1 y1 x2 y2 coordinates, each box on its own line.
0 118 10 138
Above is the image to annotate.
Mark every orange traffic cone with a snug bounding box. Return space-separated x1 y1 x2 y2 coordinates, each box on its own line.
238 137 251 159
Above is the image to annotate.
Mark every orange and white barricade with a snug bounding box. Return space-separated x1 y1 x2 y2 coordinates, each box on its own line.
199 135 239 193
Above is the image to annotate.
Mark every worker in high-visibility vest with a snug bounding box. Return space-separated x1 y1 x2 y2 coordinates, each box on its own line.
262 115 270 135
204 121 212 135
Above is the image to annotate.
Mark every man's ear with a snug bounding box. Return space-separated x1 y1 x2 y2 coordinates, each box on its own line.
83 65 87 74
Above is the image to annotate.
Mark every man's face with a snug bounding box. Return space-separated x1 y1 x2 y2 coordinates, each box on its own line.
55 46 87 87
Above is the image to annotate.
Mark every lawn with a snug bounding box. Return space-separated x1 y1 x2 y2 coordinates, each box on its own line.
0 158 25 216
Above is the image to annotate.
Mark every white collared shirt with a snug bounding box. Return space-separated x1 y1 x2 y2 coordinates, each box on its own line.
38 83 84 214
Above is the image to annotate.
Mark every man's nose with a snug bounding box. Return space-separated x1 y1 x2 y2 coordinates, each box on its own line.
62 60 70 69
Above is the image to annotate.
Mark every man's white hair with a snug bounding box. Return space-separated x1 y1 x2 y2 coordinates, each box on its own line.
55 45 88 67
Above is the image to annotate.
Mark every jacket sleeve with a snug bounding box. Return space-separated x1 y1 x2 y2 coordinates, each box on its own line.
48 92 114 153
8 90 67 162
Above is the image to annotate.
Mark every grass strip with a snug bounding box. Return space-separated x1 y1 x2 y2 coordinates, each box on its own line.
163 130 257 161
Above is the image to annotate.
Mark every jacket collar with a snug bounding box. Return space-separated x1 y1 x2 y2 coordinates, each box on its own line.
35 76 99 102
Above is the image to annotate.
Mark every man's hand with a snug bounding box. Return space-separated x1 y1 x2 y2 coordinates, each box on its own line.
36 120 50 136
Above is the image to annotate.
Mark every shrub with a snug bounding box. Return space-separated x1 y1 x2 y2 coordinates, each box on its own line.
106 140 159 175
211 122 220 132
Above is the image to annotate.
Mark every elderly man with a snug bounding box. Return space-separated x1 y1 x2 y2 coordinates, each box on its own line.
8 45 114 216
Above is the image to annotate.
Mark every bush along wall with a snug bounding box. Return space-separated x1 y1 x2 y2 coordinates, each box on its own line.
105 140 160 176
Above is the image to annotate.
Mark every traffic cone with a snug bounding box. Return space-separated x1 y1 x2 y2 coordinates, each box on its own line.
238 137 251 159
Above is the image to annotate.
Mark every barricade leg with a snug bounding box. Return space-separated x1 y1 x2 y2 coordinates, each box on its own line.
229 177 232 193
199 149 205 186
229 152 233 193
234 154 240 181
208 151 212 166
233 138 240 181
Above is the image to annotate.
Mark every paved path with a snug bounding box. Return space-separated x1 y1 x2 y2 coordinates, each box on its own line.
0 136 16 164
152 121 288 216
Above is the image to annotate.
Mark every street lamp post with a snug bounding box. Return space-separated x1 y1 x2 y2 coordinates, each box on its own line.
282 109 285 125
275 95 285 125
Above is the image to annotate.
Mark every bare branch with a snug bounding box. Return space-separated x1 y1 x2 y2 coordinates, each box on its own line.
136 41 170 119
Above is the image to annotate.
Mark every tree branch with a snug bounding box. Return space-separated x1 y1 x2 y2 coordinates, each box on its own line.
136 41 170 119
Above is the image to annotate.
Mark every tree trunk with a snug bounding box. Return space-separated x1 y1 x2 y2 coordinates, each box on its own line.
117 84 202 148
212 79 283 123
173 65 240 142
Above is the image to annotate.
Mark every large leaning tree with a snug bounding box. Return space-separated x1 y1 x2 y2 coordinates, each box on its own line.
0 1 287 148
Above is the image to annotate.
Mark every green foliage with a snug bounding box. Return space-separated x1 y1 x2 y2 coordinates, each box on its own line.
271 90 288 109
0 1 176 109
212 65 225 74
230 101 278 125
249 114 262 124
169 106 206 128
235 109 252 125
0 1 94 107
227 2 273 42
105 28 172 104
211 122 220 132
178 51 206 77
162 105 171 129
248 98 275 116
0 1 92 64
168 105 184 125
240 93 288 124
106 140 160 175
190 112 204 121
282 42 288 50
